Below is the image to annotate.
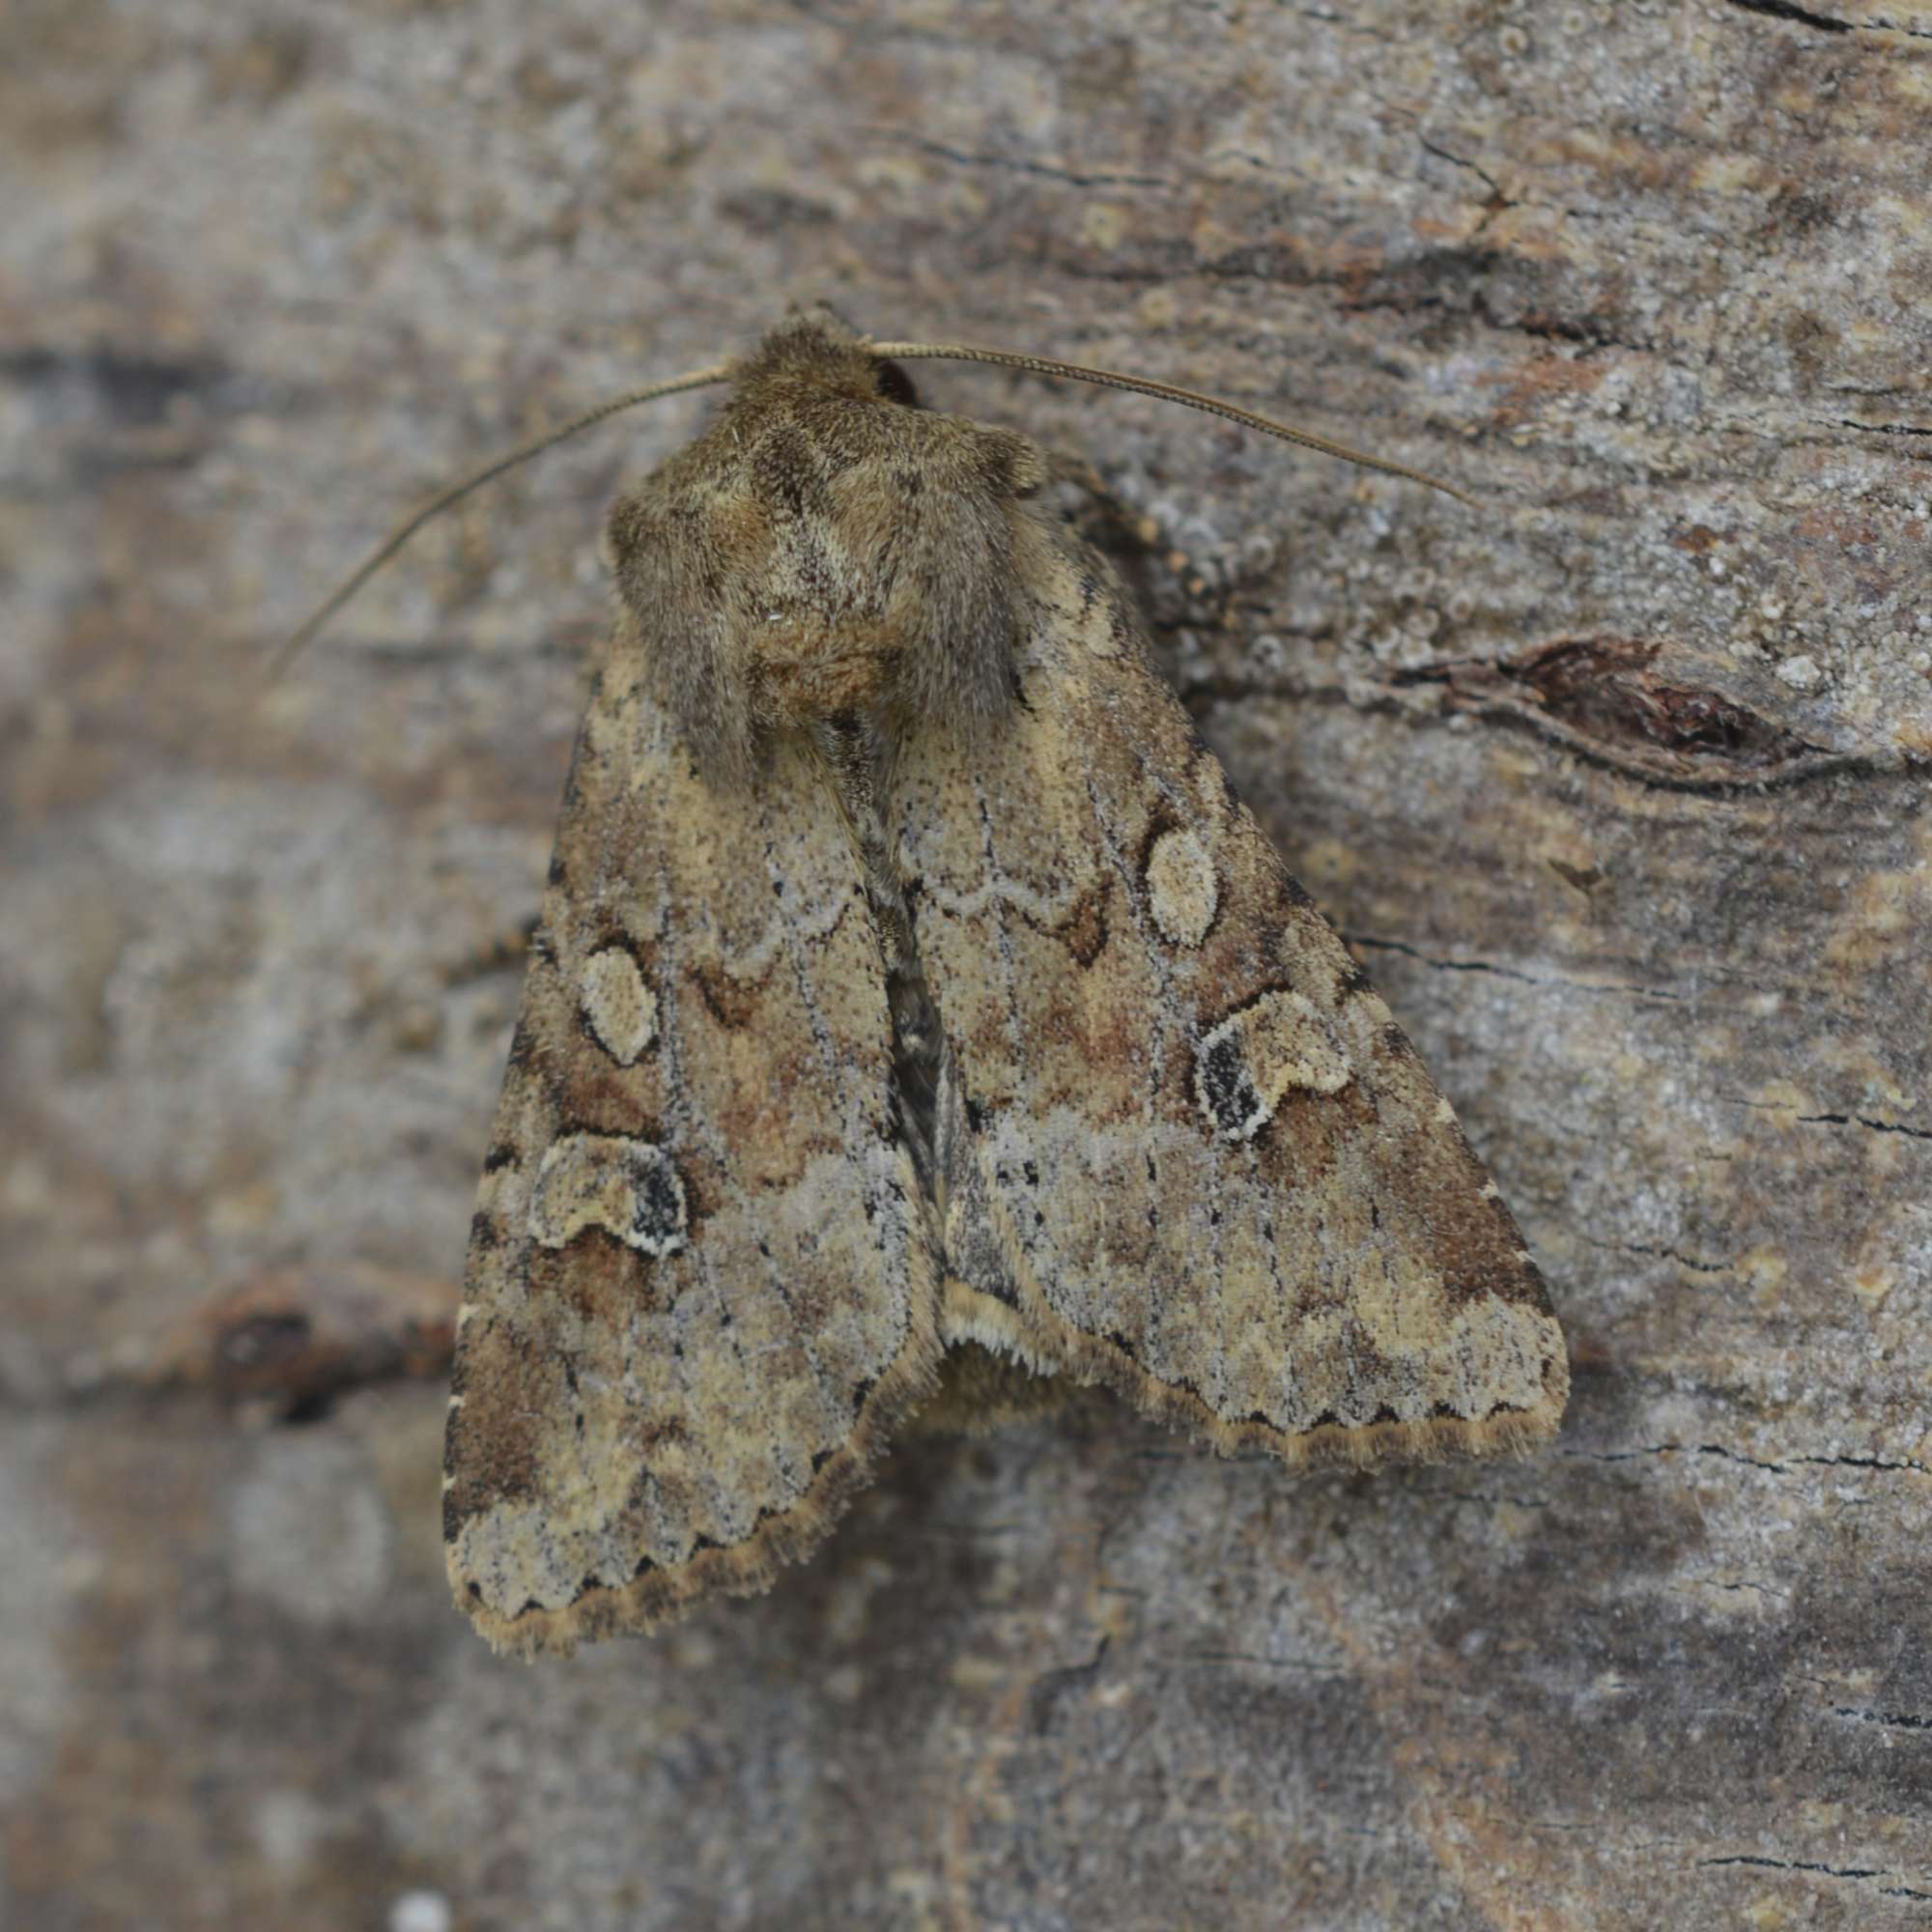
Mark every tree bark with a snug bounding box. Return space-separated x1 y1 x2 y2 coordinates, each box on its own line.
4 2 1929 1926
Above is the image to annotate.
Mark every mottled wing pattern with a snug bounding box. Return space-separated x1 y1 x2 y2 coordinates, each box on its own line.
900 529 1567 1466
445 614 938 1655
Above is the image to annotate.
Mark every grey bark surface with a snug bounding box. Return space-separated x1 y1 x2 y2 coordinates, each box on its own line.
4 2 1929 1927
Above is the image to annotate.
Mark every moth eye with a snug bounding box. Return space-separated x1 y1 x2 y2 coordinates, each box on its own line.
873 359 922 410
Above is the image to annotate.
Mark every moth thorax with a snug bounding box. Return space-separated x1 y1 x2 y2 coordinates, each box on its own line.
611 415 1042 774
731 523 1027 739
742 610 910 724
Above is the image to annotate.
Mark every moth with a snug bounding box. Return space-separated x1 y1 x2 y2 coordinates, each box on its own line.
298 307 1567 1657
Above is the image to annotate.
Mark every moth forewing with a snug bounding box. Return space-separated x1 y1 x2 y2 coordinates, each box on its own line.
900 532 1567 1467
442 619 942 1659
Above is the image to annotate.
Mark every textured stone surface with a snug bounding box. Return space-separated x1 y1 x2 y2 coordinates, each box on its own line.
4 1 1929 1926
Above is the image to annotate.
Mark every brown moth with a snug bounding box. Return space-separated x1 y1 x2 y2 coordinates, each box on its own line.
306 308 1567 1656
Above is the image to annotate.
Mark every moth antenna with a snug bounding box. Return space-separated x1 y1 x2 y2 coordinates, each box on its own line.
867 341 1474 506
274 363 731 671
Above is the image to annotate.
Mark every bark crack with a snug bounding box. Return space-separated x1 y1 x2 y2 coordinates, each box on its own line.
1566 1442 1931 1477
1345 933 1685 1004
1834 1706 1932 1733
1699 1854 1932 1902
862 131 1171 191
1415 134 1516 241
1726 0 1932 38
1830 416 1932 440
1724 1099 1932 1144
1577 1234 1732 1277
1798 1110 1932 1142
1721 0 1854 32
1294 6 1400 41
1181 654 1896 798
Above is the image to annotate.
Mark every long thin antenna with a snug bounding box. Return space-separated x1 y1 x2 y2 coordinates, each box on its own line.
274 363 729 671
867 341 1473 506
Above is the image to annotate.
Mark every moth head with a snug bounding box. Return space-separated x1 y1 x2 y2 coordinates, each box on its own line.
607 311 1049 779
731 303 929 412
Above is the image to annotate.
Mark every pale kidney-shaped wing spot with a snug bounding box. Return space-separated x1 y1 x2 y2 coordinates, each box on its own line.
1194 990 1353 1141
1144 827 1218 948
580 946 658 1065
528 1132 687 1257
